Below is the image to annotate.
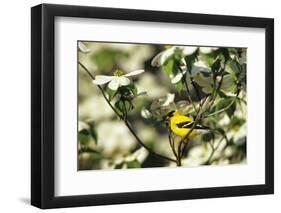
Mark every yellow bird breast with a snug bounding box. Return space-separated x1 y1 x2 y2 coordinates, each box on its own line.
170 115 197 137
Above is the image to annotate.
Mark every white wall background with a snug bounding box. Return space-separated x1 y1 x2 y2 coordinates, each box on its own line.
0 0 279 212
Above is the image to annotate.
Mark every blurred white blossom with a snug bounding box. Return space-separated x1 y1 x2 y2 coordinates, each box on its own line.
199 47 218 54
136 73 168 99
190 60 211 75
79 96 114 121
141 108 152 119
97 121 136 156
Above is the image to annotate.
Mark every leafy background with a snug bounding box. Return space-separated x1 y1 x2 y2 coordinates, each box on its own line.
78 42 247 170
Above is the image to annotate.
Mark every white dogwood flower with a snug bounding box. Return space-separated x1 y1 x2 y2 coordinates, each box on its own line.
93 69 145 90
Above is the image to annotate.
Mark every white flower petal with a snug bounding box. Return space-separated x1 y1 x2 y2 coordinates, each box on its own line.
133 147 149 163
162 93 175 106
108 78 120 90
181 46 198 56
171 71 186 84
78 42 90 53
92 75 115 85
141 108 152 119
151 47 175 67
151 51 164 67
78 121 89 131
199 47 218 54
118 76 131 86
124 69 145 77
191 61 211 75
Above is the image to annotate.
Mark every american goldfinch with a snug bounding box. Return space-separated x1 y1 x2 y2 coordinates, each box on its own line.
164 110 209 137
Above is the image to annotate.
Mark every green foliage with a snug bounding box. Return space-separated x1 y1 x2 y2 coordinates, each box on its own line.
216 97 234 111
162 58 174 76
92 49 128 72
228 116 246 131
79 129 90 145
226 101 236 118
202 132 215 142
175 81 184 92
114 159 141 169
211 57 222 73
106 86 117 101
120 84 138 100
161 57 185 92
78 125 98 145
115 99 133 115
126 160 141 168
114 162 124 169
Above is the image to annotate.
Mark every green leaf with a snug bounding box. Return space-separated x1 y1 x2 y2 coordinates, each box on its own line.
162 58 174 76
114 162 124 169
202 132 215 142
226 101 236 118
174 47 184 61
216 98 234 111
79 129 90 145
126 160 141 168
119 84 138 101
115 99 133 115
106 86 118 101
175 80 184 92
221 48 230 62
185 52 197 71
89 125 98 143
211 57 221 73
220 74 237 94
215 128 225 135
126 84 138 96
218 90 227 98
226 60 242 82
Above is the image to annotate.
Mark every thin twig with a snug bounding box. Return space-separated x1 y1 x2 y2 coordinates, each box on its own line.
168 130 178 159
204 135 225 165
176 64 199 115
177 142 182 165
180 140 190 159
190 77 202 102
205 97 237 118
204 59 228 112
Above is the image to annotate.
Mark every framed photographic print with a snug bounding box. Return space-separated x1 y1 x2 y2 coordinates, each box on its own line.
31 3 274 209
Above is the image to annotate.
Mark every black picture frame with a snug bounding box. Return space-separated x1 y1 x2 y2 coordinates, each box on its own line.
31 3 274 209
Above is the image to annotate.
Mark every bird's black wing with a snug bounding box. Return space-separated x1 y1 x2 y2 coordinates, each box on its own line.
176 121 209 130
